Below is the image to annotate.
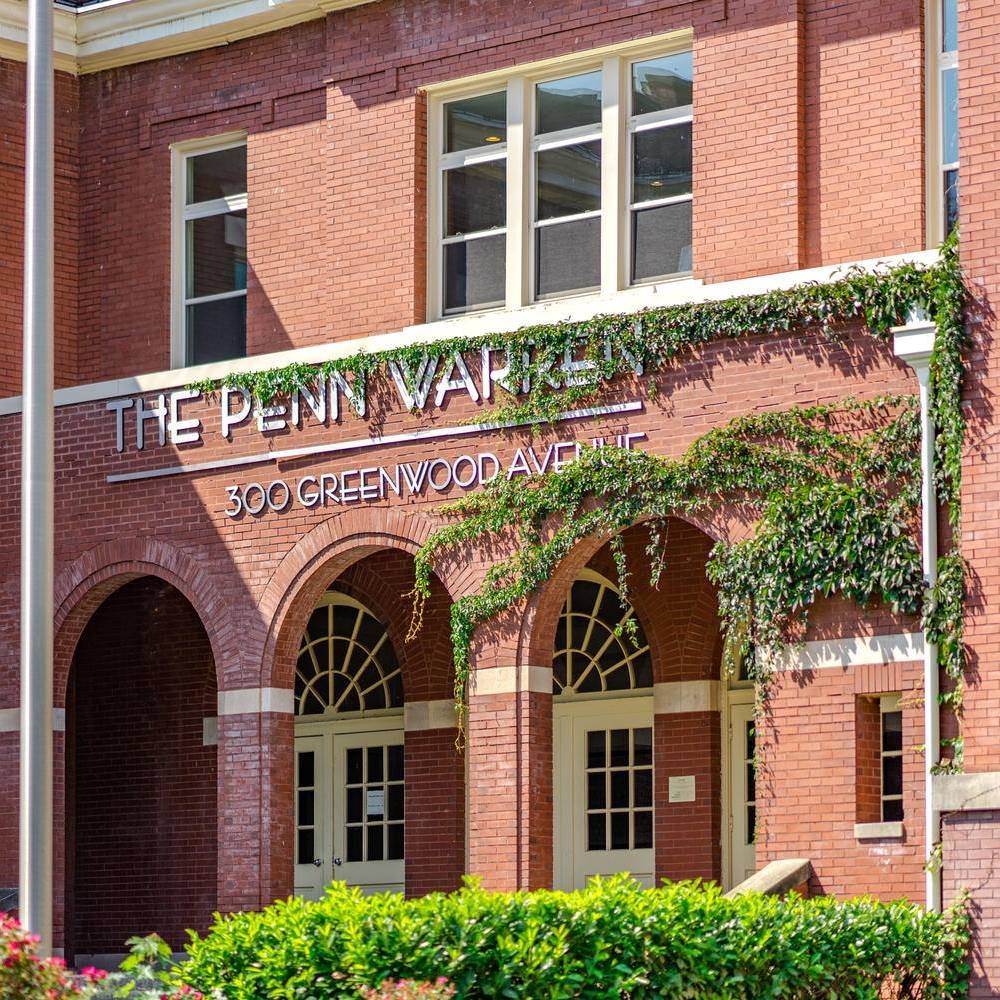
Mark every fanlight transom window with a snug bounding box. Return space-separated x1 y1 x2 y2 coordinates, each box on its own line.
296 593 403 716
553 572 653 696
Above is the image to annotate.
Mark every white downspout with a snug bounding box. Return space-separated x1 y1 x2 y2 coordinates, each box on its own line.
893 314 941 912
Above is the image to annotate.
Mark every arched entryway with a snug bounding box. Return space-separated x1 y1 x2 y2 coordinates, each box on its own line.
294 591 406 897
65 576 218 961
553 569 654 890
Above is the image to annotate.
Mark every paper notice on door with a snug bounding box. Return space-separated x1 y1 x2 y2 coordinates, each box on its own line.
366 789 385 818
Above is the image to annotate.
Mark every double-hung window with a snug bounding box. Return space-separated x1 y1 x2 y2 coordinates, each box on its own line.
173 137 248 366
429 35 693 318
929 0 958 242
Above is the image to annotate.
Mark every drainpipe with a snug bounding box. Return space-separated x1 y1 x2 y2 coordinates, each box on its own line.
892 312 940 912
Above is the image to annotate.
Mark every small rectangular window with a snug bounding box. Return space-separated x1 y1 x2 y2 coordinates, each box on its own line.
880 695 904 822
177 139 248 366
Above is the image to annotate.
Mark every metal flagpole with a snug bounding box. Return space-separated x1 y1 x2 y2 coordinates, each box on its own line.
19 0 55 954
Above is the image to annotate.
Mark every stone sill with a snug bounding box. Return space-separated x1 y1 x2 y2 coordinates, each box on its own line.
854 821 904 840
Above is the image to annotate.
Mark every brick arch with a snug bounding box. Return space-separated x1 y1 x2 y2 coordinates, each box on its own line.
53 537 236 704
259 506 461 692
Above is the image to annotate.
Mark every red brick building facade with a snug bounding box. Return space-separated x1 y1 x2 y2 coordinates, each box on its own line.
1 0 998 990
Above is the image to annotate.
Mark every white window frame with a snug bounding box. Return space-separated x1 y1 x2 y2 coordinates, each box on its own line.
425 30 693 321
169 132 249 369
879 694 904 823
926 0 958 247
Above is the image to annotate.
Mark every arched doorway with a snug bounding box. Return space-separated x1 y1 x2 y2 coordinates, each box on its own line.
293 591 405 898
66 576 217 961
552 569 654 890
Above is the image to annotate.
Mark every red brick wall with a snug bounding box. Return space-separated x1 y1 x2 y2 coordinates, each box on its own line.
67 577 217 957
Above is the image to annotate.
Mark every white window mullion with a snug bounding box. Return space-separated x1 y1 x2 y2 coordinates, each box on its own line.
600 55 624 296
506 76 530 309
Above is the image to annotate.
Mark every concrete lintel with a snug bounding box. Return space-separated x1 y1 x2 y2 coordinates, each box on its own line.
935 772 1000 813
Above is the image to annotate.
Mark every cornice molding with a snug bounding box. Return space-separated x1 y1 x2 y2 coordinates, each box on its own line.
0 0 375 75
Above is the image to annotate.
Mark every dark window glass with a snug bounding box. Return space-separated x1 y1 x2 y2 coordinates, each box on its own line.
632 52 693 115
388 783 404 821
388 745 404 783
611 812 630 850
347 787 363 824
387 823 405 860
536 216 600 297
187 145 246 204
610 769 630 809
367 824 384 862
346 748 364 785
444 235 506 313
631 200 692 282
634 728 653 767
298 751 315 788
746 722 756 760
536 71 602 134
609 729 629 768
186 296 247 365
297 790 314 826
445 162 506 236
634 769 652 809
882 755 903 798
588 772 606 810
587 730 606 770
883 798 904 822
882 711 903 753
633 124 692 202
747 805 757 844
536 141 601 220
746 763 756 804
297 828 315 865
945 169 959 234
445 91 507 152
186 211 247 297
367 747 384 783
633 810 653 849
346 826 364 863
587 812 606 851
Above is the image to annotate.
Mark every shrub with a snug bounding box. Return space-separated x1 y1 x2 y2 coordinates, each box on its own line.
358 978 456 999
173 877 970 999
0 911 106 999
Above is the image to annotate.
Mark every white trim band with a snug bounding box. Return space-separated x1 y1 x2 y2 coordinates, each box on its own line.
217 687 294 715
653 680 719 714
771 633 924 672
106 401 642 484
0 708 66 732
0 250 939 419
404 699 458 731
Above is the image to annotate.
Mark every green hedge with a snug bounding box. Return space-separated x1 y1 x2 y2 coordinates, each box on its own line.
175 877 970 1000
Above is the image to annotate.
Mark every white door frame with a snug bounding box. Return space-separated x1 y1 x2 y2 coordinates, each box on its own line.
721 687 756 889
294 711 404 898
553 693 655 891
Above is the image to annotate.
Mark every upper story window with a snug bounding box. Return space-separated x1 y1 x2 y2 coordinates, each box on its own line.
880 695 904 822
929 0 958 243
172 136 248 367
428 36 693 318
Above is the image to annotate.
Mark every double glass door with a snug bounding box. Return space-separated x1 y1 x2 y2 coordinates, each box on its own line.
294 723 405 899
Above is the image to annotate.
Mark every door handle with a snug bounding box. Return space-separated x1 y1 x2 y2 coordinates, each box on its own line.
312 858 322 867
333 857 343 867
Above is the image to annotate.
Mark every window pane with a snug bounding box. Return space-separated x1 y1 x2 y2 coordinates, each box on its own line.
297 790 314 826
187 145 247 205
387 823 404 860
445 161 506 236
882 756 903 798
942 0 957 52
347 748 364 785
387 783 404 821
631 200 692 282
187 210 247 298
587 772 606 810
587 812 606 851
882 711 903 753
883 798 904 822
388 744 404 783
610 812 630 850
297 828 314 865
186 296 246 365
347 787 363 824
942 67 958 165
444 234 506 312
445 91 507 152
298 751 314 788
609 730 630 768
945 169 959 234
536 217 600 297
536 70 602 134
367 746 384 783
634 769 652 808
367 824 384 862
346 825 364 863
633 810 653 849
633 728 652 767
587 730 606 770
632 52 693 115
536 141 601 220
633 123 692 202
610 769 629 809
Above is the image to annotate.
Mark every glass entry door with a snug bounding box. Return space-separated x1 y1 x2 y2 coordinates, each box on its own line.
294 724 404 899
553 699 655 890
